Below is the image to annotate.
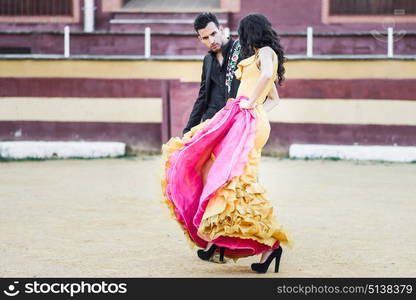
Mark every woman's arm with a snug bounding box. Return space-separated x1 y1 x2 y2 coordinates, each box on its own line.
242 46 275 109
262 82 280 112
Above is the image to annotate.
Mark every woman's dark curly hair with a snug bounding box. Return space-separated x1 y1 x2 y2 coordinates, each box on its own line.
238 14 286 85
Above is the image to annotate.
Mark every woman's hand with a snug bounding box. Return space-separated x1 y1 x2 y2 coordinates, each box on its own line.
239 98 257 109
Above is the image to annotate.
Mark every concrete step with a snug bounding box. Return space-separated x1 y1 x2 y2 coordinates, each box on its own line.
122 0 222 11
111 12 229 20
109 12 229 32
0 141 126 159
289 144 416 163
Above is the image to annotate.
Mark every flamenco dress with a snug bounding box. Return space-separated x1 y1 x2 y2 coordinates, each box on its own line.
161 50 293 261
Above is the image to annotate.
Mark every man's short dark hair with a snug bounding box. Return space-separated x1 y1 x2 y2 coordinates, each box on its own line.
194 13 219 33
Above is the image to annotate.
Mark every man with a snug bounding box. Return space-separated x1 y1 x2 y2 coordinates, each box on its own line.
182 13 242 135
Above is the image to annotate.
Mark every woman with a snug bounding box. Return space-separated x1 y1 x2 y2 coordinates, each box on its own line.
161 14 293 273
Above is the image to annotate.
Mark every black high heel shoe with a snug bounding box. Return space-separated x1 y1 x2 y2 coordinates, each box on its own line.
251 247 283 273
197 244 225 263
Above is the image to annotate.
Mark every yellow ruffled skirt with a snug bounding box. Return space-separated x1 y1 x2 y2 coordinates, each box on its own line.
161 106 293 260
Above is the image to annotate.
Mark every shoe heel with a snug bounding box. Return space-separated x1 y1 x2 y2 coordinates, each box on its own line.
197 244 217 261
274 248 282 273
219 247 225 262
274 257 280 272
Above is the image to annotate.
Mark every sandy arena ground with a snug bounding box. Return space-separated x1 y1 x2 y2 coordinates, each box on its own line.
1 155 415 277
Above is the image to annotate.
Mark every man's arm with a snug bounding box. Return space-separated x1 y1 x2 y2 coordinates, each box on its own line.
182 56 208 135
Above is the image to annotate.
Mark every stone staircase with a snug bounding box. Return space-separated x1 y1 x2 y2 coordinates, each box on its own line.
109 12 230 32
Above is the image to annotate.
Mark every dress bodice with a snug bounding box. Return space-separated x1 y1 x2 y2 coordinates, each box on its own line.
234 50 278 104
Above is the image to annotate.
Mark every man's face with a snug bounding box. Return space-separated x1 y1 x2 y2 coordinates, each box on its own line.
197 22 225 53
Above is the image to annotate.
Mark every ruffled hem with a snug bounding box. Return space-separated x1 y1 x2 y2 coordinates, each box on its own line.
160 119 211 249
197 147 293 260
160 99 293 260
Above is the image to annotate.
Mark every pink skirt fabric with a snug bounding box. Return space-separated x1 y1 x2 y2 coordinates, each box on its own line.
161 96 282 257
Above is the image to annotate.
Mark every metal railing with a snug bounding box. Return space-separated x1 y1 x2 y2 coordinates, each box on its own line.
59 25 400 58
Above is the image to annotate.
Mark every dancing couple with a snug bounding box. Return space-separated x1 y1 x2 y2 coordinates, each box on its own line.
161 12 293 273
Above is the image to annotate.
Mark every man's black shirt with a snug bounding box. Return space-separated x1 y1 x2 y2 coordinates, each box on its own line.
207 38 233 113
182 38 242 135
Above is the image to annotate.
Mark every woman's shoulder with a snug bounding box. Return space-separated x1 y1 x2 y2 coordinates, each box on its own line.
256 46 278 68
257 46 276 58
